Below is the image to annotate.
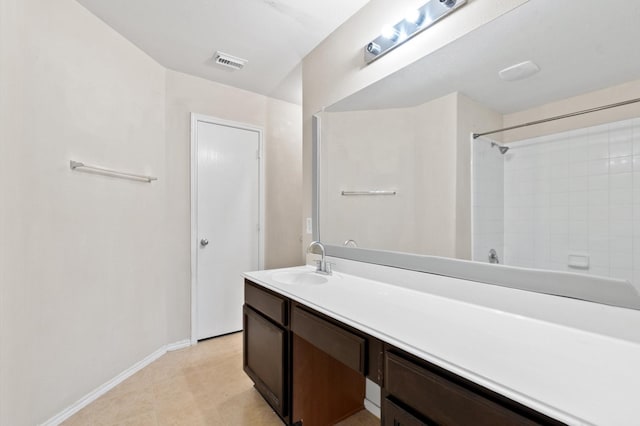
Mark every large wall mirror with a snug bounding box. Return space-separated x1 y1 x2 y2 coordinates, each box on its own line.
315 0 640 309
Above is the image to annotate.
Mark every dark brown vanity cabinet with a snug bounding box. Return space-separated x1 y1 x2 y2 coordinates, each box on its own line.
382 350 565 426
243 278 565 426
243 279 382 426
243 281 290 422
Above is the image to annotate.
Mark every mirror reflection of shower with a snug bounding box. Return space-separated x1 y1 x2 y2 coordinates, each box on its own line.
491 141 510 155
472 136 505 269
343 239 358 248
473 117 640 292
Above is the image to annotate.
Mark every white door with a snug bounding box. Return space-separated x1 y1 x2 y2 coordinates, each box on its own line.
195 118 261 340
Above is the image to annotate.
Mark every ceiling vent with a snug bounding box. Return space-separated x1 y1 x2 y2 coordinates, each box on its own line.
498 60 540 82
214 51 248 70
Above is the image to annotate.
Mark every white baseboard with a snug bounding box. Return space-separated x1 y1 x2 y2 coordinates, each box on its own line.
166 339 191 352
364 398 381 418
41 339 192 426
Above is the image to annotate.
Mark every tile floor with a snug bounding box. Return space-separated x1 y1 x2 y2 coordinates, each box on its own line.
63 332 378 426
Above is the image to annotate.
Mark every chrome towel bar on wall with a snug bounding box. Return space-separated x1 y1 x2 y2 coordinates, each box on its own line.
70 160 158 183
341 190 396 196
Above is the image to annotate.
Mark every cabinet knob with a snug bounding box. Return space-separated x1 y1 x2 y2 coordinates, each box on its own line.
200 239 209 247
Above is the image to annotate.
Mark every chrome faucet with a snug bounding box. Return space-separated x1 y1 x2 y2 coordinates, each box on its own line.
307 240 332 275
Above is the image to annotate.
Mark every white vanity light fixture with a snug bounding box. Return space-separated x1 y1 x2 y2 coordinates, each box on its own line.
364 0 467 64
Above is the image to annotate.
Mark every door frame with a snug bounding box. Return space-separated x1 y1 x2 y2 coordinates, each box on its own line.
190 113 265 345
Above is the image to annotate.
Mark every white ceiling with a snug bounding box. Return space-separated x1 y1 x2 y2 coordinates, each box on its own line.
76 0 370 105
328 0 640 114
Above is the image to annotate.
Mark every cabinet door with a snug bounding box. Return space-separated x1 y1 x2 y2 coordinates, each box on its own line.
243 305 288 417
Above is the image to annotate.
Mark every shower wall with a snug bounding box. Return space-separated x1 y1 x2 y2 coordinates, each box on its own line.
474 117 640 289
472 137 504 263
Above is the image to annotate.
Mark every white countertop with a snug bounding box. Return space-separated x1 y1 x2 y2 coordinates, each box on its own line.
244 263 640 426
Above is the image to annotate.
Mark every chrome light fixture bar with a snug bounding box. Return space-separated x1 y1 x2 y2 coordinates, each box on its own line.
364 0 466 64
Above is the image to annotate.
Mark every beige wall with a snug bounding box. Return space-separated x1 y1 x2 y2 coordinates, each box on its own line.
413 94 458 256
302 0 529 255
320 108 419 252
0 1 302 424
1 0 167 424
265 98 303 269
0 0 22 422
318 93 502 259
503 79 640 142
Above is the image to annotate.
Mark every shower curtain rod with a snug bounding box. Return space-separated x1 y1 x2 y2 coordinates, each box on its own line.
473 97 640 139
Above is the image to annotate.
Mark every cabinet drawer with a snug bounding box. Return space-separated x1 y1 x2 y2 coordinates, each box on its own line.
385 352 539 426
244 280 288 326
383 398 431 426
291 305 365 374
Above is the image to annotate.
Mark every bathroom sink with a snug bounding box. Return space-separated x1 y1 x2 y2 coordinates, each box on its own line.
271 270 329 285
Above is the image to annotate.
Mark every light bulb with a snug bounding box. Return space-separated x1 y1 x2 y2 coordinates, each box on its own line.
398 29 408 42
405 9 421 24
381 25 397 40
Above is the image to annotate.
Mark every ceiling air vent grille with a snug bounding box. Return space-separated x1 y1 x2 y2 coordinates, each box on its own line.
214 51 248 70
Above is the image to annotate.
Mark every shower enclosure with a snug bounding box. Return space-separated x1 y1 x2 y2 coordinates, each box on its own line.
473 117 640 291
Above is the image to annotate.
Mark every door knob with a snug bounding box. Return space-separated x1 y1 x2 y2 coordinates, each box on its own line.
200 239 209 247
